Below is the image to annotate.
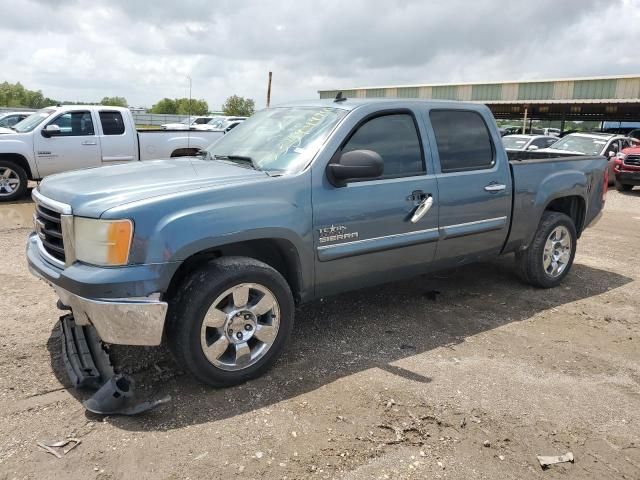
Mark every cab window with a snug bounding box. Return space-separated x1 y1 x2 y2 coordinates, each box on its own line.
342 113 425 178
47 111 95 136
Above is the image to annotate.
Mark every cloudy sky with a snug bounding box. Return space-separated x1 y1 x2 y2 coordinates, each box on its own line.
1 0 639 110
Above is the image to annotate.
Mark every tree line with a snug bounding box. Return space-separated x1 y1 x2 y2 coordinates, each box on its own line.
1 81 256 116
0 81 130 108
149 95 255 116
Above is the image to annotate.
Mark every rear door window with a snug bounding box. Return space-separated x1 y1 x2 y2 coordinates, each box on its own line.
429 110 495 172
99 111 125 135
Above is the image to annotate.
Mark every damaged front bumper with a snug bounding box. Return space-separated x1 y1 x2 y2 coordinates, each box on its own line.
55 287 167 346
27 233 168 346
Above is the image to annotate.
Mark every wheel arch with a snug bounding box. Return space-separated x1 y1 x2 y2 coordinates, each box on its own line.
543 195 586 237
0 153 34 180
165 237 305 304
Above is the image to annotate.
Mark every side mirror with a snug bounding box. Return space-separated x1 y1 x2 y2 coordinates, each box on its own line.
527 144 539 151
41 124 61 138
607 150 616 157
327 149 383 187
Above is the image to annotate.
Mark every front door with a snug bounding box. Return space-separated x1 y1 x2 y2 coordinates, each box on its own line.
33 110 101 177
426 108 511 264
313 110 439 297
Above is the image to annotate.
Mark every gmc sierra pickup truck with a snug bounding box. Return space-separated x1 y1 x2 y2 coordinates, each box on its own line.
26 99 608 387
0 105 224 201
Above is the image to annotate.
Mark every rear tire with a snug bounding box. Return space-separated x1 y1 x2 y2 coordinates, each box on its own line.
0 160 28 202
516 211 577 288
166 256 294 387
615 180 633 192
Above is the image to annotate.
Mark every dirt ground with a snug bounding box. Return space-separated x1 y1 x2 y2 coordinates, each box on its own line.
1 188 639 480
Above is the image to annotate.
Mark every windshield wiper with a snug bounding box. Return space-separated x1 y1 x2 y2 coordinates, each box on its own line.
213 154 258 170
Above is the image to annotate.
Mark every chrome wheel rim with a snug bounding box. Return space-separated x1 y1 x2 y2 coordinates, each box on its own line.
543 226 572 277
200 283 280 371
0 167 20 197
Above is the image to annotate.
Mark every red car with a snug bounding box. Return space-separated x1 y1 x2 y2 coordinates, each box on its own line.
614 143 640 191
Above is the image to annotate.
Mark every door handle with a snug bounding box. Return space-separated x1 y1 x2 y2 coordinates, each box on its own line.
411 195 433 223
81 140 97 146
484 183 506 192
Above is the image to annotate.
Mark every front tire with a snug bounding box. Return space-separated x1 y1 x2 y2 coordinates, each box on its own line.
166 256 294 387
0 160 28 202
516 211 577 288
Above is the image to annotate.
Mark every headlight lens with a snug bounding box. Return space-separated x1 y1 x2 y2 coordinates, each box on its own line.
74 217 133 266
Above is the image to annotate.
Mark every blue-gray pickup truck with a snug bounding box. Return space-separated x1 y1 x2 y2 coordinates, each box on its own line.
27 99 608 387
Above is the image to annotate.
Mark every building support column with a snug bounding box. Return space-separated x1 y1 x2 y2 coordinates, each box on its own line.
522 106 528 134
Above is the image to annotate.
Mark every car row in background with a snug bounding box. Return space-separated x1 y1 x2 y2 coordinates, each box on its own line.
0 111 32 131
193 116 247 132
537 132 635 183
160 116 216 130
500 126 560 137
160 115 247 131
502 134 558 152
503 132 638 184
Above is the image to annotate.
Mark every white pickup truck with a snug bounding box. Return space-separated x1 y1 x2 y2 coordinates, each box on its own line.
0 105 225 201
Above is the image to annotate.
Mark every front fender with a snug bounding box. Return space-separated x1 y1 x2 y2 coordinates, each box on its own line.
108 173 314 298
0 135 38 178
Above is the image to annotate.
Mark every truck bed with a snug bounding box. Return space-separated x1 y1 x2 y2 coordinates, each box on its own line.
136 129 223 160
504 153 607 254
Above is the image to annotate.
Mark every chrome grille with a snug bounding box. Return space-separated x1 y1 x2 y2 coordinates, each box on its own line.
35 202 65 262
624 155 640 167
32 190 72 266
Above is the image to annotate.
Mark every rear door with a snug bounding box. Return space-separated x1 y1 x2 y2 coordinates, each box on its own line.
33 110 101 177
97 110 137 164
312 108 440 297
425 108 511 263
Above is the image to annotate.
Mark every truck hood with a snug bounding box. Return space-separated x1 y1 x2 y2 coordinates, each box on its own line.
38 158 269 217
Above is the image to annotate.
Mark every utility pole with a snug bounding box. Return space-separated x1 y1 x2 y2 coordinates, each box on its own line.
186 75 192 149
187 75 192 122
266 71 272 108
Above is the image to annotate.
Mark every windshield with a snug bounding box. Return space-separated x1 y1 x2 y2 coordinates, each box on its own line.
204 107 347 173
502 136 529 149
207 118 226 128
548 135 607 155
13 109 54 133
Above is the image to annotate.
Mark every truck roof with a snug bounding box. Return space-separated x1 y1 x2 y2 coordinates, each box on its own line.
45 105 130 112
276 98 491 112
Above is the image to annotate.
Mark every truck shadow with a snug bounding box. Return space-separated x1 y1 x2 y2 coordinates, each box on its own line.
45 256 631 431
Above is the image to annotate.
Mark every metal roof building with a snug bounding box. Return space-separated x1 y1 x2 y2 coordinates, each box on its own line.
318 74 640 122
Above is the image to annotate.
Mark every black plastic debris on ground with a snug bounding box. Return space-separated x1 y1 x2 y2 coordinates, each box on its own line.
60 314 113 389
84 374 171 416
60 314 171 416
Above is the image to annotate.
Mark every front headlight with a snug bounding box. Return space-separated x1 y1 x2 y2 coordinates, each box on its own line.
74 217 133 266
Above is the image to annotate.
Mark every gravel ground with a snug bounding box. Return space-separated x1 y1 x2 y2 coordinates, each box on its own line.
0 188 639 479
